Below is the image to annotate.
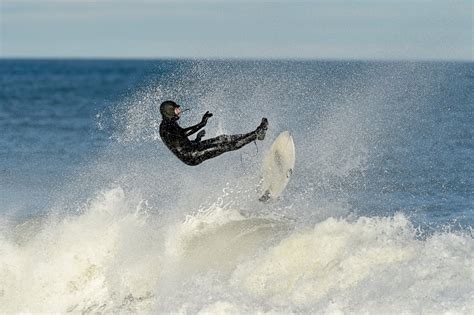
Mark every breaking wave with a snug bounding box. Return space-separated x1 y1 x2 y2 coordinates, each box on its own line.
1 60 473 313
0 187 472 313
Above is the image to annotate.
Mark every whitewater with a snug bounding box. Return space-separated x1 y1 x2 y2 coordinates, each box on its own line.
0 60 472 313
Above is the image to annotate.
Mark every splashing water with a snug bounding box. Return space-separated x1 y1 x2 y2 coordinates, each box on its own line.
0 60 472 313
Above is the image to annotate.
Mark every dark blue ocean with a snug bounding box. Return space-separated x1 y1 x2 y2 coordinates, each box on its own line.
0 59 473 313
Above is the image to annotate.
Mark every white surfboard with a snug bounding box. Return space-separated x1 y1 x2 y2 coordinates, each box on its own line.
259 131 295 202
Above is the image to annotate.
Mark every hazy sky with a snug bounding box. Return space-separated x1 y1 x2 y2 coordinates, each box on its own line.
1 0 472 60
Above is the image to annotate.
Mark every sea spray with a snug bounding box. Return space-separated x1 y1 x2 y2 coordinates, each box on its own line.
1 60 472 313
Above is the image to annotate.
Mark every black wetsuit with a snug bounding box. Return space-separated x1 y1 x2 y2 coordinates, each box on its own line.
159 116 263 166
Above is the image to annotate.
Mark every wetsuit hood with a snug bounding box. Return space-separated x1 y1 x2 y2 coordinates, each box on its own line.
160 100 180 120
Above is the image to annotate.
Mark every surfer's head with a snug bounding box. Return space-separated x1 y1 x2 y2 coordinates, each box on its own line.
160 100 181 120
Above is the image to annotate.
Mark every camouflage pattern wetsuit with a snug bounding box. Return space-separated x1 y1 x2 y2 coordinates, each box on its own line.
159 101 268 166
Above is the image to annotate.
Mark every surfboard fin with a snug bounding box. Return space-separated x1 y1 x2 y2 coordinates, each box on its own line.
259 190 271 202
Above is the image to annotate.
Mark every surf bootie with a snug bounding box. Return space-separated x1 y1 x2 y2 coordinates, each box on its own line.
256 117 268 140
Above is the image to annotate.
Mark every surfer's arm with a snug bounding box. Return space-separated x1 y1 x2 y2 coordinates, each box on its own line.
183 111 213 136
183 120 206 137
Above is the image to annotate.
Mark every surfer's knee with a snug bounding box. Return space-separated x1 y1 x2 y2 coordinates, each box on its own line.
180 157 202 166
176 151 202 166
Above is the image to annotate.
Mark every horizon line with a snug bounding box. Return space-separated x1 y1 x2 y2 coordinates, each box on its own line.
0 56 472 63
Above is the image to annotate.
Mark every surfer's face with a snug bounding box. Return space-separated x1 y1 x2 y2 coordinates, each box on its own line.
174 106 182 118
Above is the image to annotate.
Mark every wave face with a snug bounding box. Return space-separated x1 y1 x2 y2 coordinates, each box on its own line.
0 60 473 313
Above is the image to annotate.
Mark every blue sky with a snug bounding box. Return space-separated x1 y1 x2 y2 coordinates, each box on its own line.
1 0 472 60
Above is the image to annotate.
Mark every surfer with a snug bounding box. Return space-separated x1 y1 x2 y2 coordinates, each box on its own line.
159 100 268 166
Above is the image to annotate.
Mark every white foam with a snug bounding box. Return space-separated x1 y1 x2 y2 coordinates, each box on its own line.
0 188 472 313
0 187 162 313
231 214 474 313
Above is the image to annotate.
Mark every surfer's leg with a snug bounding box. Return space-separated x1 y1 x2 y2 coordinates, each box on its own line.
192 132 258 162
179 134 256 166
198 134 253 149
186 118 268 165
199 118 268 149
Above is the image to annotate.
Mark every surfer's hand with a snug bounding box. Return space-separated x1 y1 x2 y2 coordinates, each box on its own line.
196 129 205 140
202 111 213 123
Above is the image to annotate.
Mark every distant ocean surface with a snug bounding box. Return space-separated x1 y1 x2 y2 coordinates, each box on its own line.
0 59 472 313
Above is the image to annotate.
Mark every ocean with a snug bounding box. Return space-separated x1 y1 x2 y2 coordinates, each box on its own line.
0 59 472 313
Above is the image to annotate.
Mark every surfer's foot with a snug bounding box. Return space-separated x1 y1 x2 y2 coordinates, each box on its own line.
256 117 268 140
